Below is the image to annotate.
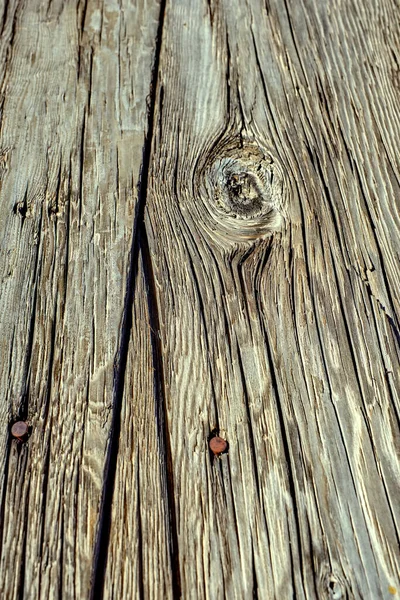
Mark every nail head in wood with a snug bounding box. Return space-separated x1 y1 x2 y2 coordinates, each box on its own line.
11 421 29 441
209 436 228 455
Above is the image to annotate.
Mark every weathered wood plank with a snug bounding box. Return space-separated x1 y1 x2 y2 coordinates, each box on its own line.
104 249 173 599
0 0 399 598
0 0 161 597
143 0 400 598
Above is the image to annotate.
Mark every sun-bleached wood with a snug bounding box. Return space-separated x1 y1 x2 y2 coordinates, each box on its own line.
104 250 173 599
0 0 399 598
0 0 160 597
143 0 400 597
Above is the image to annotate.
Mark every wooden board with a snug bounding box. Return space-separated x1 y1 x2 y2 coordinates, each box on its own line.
0 0 161 597
143 0 400 597
0 0 399 598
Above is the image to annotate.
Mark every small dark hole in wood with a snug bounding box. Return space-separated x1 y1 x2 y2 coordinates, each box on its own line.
13 202 27 218
327 577 345 599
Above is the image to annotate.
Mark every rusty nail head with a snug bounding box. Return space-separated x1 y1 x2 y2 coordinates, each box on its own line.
11 421 29 440
209 436 228 455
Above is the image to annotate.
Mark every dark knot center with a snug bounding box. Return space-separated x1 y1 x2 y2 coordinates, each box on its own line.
225 172 264 217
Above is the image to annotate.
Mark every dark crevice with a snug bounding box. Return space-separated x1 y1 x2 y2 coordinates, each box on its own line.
0 0 10 37
17 478 31 600
48 158 62 219
285 504 297 598
13 189 29 222
19 287 38 418
236 246 256 329
224 458 241 548
212 257 234 359
299 172 362 492
87 48 94 114
0 442 11 558
0 0 18 64
37 442 52 595
158 84 164 144
39 442 51 556
136 463 145 600
304 511 320 598
250 29 276 127
62 159 73 311
78 0 89 34
140 225 181 598
251 547 259 599
58 510 65 600
73 448 82 582
225 30 231 117
42 300 58 428
206 0 214 27
78 108 86 227
89 1 167 597
236 80 247 130
19 205 44 420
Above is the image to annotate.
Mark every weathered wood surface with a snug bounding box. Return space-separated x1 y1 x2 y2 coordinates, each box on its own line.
0 0 399 598
0 0 162 597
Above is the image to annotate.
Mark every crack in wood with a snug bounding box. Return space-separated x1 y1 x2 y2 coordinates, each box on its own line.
89 1 176 598
139 224 182 599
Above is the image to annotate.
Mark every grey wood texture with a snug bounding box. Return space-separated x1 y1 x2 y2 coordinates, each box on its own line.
105 251 173 599
0 0 161 598
0 0 399 598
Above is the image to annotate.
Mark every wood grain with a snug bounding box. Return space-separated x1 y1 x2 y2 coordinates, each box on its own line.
0 0 399 598
104 249 173 599
0 0 161 597
143 0 400 597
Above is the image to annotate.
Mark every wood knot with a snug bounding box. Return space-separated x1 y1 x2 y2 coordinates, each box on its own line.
225 171 265 217
318 568 347 600
327 577 345 600
196 139 286 245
